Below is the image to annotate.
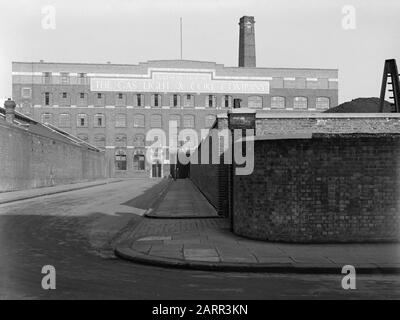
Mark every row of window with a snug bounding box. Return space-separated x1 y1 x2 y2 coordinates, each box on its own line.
22 88 330 109
40 113 217 129
42 72 87 84
38 91 230 108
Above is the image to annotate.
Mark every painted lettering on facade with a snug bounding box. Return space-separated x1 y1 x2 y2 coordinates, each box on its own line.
90 72 270 94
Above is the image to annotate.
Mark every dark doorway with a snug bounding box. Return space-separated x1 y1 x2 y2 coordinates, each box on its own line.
152 161 162 178
170 151 190 179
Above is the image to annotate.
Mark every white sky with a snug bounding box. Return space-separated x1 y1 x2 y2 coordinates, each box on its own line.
0 0 399 103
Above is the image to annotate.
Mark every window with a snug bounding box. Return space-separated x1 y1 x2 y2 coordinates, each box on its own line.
40 113 52 124
115 113 127 127
207 95 216 108
248 96 262 109
77 134 88 142
133 134 145 147
316 97 330 110
97 93 102 99
183 115 195 128
118 93 123 99
93 114 105 127
271 96 285 109
93 134 106 148
58 113 70 127
136 94 143 107
150 114 162 128
152 94 161 107
60 72 69 84
205 114 216 127
115 149 127 170
43 72 52 84
62 92 67 99
80 93 85 99
115 134 127 147
78 73 87 84
133 114 145 127
77 114 88 127
224 95 233 108
169 114 181 128
44 92 50 106
21 87 31 98
172 94 180 107
293 97 308 109
184 94 194 107
133 154 145 171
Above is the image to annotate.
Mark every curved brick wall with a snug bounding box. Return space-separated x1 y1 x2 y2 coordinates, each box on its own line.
233 134 400 243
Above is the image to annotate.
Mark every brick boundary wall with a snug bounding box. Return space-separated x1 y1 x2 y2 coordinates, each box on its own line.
0 121 106 192
233 134 400 243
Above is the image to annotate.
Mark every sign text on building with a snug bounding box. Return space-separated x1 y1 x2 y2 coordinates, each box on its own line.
90 72 270 94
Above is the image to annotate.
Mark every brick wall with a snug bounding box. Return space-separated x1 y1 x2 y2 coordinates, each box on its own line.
233 134 400 243
0 120 106 192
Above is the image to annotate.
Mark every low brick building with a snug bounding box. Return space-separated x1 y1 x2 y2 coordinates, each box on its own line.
190 110 400 243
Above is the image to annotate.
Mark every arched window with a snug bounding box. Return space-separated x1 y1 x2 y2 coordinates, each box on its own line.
169 114 181 128
115 149 127 170
316 97 330 110
58 113 70 127
271 96 285 109
133 150 145 171
150 114 162 128
293 97 308 109
183 114 195 128
77 133 89 142
133 114 145 127
133 134 145 147
93 113 105 127
41 113 52 124
93 134 106 148
115 113 127 127
115 134 127 147
77 113 88 127
205 114 216 128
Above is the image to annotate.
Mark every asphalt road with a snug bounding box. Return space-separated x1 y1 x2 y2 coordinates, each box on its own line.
0 179 399 299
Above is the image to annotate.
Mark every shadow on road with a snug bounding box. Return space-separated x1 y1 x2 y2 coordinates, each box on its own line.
121 178 170 210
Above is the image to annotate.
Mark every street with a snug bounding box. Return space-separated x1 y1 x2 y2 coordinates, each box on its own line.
0 179 399 299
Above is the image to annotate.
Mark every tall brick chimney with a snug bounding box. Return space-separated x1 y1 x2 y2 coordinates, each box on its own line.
238 16 256 67
4 98 16 124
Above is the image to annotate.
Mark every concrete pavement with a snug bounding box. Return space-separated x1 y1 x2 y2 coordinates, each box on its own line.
144 179 219 219
116 179 400 274
0 178 123 204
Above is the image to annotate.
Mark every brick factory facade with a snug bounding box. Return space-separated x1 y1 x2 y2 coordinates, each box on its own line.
11 16 338 178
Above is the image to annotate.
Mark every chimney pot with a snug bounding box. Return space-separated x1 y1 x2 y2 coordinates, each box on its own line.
4 98 16 124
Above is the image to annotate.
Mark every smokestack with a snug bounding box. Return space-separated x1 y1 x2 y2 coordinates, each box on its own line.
238 16 256 67
4 98 16 124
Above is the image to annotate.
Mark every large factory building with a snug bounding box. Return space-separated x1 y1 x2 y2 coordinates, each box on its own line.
11 16 338 178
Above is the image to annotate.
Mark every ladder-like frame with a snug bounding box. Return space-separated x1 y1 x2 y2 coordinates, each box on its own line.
379 59 400 113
